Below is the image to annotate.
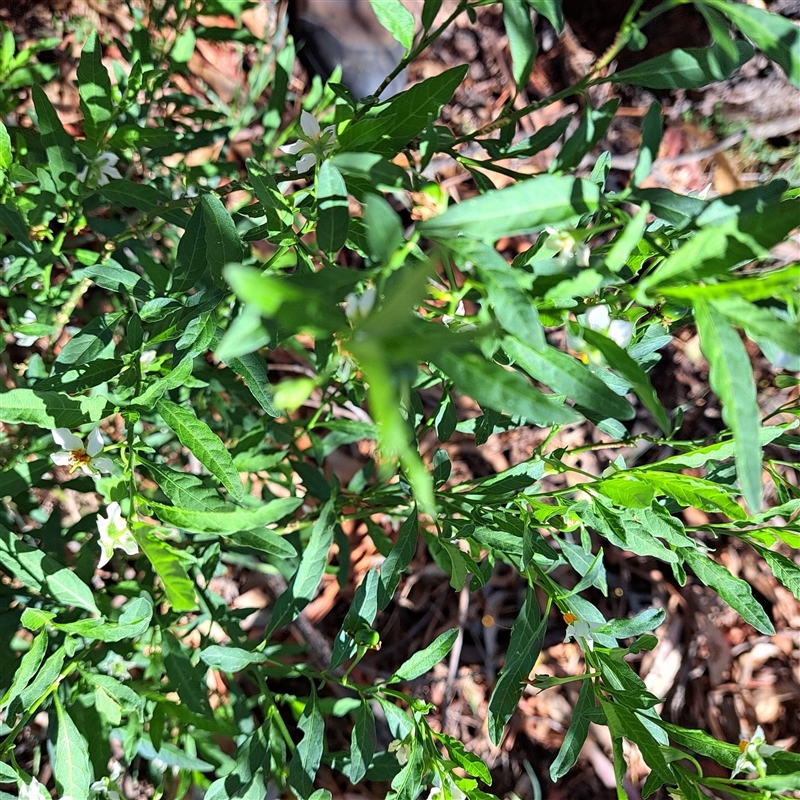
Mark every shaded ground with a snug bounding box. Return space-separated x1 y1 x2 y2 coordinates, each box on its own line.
2 1 799 799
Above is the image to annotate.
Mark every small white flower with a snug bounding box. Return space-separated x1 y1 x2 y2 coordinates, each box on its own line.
344 285 377 321
13 309 39 347
97 501 138 568
546 227 590 267
280 110 336 173
584 305 633 349
732 725 781 778
18 778 71 800
78 152 122 187
98 651 136 679
563 612 602 652
51 428 114 475
388 738 411 766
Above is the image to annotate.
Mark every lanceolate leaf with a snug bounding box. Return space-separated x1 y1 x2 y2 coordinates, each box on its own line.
147 497 302 534
156 398 245 501
136 532 197 611
708 0 800 88
503 339 635 421
32 84 77 191
202 194 247 274
391 627 459 682
419 175 600 242
682 548 774 634
348 700 376 784
52 695 94 800
369 0 415 51
77 30 113 142
267 497 336 635
227 353 279 416
316 160 349 254
550 678 595 780
434 350 581 426
503 1 536 88
377 509 418 609
488 586 545 744
693 299 762 512
288 689 325 799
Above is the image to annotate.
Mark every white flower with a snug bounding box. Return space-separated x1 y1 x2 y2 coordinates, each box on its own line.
51 428 114 475
13 309 39 347
546 227 590 267
344 285 377 320
584 304 633 349
18 778 73 800
563 612 602 652
98 651 136 679
280 110 336 173
97 501 138 567
77 152 122 187
732 725 781 778
388 738 411 766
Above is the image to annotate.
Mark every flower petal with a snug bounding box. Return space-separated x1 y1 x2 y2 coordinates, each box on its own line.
92 457 114 474
50 451 72 466
296 152 317 173
280 140 307 155
86 427 104 457
300 110 320 139
52 428 83 451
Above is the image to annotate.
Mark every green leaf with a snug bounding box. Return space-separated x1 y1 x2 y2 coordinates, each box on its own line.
162 631 211 716
331 569 380 669
389 735 425 800
369 0 415 51
0 524 100 614
331 152 410 193
136 531 196 611
202 193 247 273
147 496 302 534
20 647 65 712
553 99 618 173
199 645 268 672
228 526 298 558
246 158 294 237
226 353 279 416
750 544 800 602
434 350 581 426
709 0 800 88
632 102 662 187
156 398 245 502
365 194 404 265
503 339 635 421
54 312 121 368
52 696 93 800
173 202 209 291
288 689 325 799
0 389 107 428
316 160 349 254
682 548 774 634
438 732 491 784
633 471 746 520
267 497 336 634
600 607 665 639
0 761 17 781
488 586 545 744
339 65 467 156
55 596 153 642
693 299 762 512
77 30 113 142
606 203 649 273
377 509 418 609
0 628 47 712
132 356 194 409
503 1 536 88
550 678 595 780
32 83 77 191
582 328 669 431
142 462 227 512
98 179 188 226
348 700 376 784
0 120 11 170
391 627 459 682
451 239 545 351
601 701 674 790
419 175 600 243
712 296 800 358
526 0 563 32
610 40 754 89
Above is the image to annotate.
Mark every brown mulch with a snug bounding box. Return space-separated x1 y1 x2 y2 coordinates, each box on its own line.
2 1 800 799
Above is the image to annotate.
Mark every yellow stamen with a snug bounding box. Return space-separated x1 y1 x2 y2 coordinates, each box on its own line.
563 612 578 624
68 449 90 473
739 740 748 752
